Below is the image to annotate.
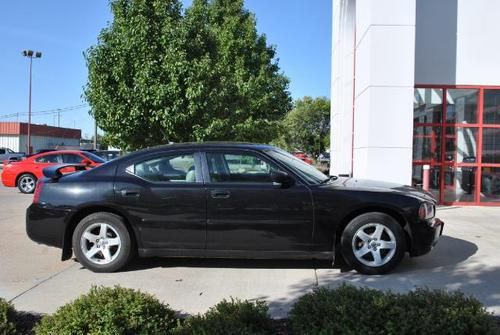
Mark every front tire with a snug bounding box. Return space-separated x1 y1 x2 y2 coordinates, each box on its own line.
341 212 406 275
72 212 132 273
17 173 37 194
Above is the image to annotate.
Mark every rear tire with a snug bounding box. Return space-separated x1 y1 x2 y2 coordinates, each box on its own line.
72 212 132 273
17 173 37 194
341 212 406 275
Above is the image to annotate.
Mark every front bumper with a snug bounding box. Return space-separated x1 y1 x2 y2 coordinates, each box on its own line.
409 217 444 257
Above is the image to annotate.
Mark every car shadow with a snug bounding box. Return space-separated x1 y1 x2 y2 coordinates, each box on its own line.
119 235 476 273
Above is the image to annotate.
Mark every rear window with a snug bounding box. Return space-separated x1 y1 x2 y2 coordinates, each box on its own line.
81 151 106 163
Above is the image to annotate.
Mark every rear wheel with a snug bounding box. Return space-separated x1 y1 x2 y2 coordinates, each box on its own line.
17 173 37 194
72 212 132 273
341 212 406 275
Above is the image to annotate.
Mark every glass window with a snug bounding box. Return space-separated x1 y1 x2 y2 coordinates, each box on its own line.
62 154 84 164
411 165 441 200
483 90 500 124
414 88 442 124
480 167 500 202
443 166 476 203
131 154 197 183
412 126 441 162
482 128 500 164
444 127 478 163
446 89 478 124
207 152 277 183
81 151 106 163
0 149 4 154
35 154 61 163
266 149 327 184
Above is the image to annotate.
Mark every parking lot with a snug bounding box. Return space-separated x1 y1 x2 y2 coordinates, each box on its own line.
1 180 499 318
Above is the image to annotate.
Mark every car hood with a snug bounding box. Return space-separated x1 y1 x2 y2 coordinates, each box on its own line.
322 177 437 203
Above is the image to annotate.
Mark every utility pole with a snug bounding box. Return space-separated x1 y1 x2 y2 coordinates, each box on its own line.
94 118 98 150
57 109 61 127
22 50 42 154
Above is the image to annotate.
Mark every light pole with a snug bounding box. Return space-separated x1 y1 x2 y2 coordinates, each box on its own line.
22 49 42 154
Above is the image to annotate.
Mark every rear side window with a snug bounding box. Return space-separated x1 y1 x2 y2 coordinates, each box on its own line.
0 149 5 154
35 154 61 163
62 154 84 164
127 154 198 183
206 152 277 183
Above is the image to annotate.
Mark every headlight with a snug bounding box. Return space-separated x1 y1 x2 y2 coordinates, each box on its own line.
418 202 435 220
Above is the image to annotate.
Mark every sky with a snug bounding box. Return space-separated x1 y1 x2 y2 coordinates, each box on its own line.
0 1 332 138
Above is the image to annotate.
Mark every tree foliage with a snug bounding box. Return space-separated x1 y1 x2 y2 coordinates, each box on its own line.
84 0 292 150
275 96 330 157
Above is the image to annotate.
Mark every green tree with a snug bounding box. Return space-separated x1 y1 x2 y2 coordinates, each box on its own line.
276 97 330 158
84 0 291 150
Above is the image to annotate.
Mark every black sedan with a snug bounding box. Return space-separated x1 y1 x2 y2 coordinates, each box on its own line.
26 143 443 274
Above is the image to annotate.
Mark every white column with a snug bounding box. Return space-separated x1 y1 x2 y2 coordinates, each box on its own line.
353 0 416 184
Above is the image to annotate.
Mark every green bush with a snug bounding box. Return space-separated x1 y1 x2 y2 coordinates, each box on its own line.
289 284 499 335
35 286 177 335
0 298 17 335
175 298 274 335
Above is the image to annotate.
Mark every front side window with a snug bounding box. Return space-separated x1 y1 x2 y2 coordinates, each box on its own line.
206 152 278 183
35 154 61 163
266 149 327 184
128 153 197 183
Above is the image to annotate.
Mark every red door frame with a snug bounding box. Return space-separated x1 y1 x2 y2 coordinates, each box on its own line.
414 84 500 206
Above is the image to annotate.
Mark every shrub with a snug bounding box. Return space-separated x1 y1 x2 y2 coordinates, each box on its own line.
35 286 177 335
175 298 274 335
0 298 17 335
289 284 499 335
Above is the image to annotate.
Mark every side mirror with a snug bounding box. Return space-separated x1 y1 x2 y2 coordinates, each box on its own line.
271 171 293 188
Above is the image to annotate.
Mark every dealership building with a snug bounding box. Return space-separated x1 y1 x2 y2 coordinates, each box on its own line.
0 122 81 154
330 0 500 205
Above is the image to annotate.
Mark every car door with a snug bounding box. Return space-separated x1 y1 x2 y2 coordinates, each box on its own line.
33 153 63 179
204 149 314 253
114 151 206 250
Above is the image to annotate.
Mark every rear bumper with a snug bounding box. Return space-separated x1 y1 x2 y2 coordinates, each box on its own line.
1 169 16 187
26 204 68 249
409 217 444 257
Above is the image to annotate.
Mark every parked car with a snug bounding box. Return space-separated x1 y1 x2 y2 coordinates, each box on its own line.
26 143 443 274
0 147 25 164
1 150 105 194
293 151 313 165
318 152 330 164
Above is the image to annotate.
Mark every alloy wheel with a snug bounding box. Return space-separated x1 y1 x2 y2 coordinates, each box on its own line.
351 223 397 267
80 223 122 265
19 176 35 193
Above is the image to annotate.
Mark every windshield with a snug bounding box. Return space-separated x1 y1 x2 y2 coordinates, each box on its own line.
266 149 329 184
7 148 14 154
81 151 106 163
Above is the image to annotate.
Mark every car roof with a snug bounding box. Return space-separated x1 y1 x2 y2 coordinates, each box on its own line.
29 150 87 158
134 142 275 153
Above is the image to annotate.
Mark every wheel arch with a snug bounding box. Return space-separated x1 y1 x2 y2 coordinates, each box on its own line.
15 172 37 185
62 205 139 261
334 206 412 258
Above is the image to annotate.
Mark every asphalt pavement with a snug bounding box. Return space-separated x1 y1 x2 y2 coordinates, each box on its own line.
0 181 499 318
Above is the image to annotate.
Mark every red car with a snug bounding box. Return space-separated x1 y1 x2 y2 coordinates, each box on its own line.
293 152 314 165
1 150 105 194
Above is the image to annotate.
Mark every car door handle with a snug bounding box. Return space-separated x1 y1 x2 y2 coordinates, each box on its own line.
120 189 141 198
210 189 231 199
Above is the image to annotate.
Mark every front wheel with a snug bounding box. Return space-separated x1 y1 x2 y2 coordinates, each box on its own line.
17 173 37 194
341 212 406 275
72 212 132 273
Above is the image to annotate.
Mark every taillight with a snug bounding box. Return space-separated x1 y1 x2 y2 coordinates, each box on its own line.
33 181 43 204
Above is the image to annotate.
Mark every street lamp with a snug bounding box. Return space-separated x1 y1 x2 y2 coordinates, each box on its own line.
22 49 42 154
